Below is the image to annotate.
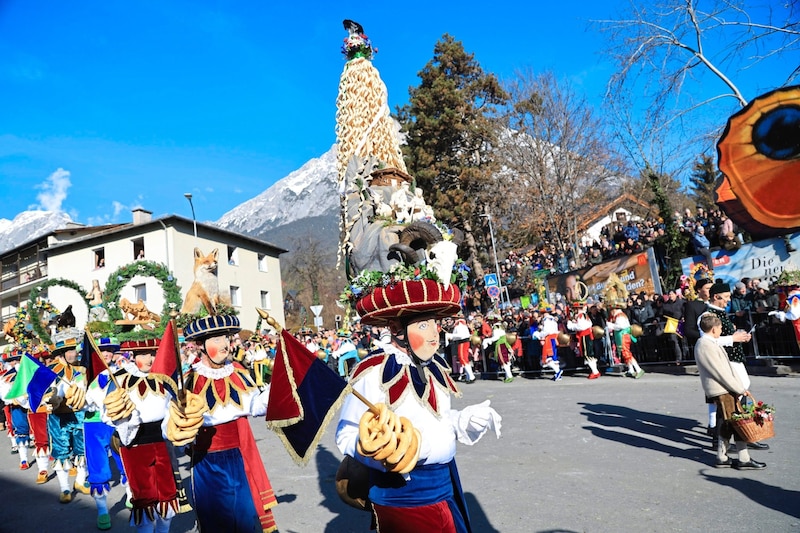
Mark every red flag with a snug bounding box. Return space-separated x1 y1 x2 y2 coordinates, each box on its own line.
81 332 111 386
151 321 179 385
266 329 350 465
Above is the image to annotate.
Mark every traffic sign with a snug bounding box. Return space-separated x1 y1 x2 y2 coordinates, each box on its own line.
484 273 499 287
310 305 324 316
487 285 501 299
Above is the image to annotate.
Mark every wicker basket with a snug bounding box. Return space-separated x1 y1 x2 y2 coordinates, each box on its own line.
730 400 776 443
731 417 774 443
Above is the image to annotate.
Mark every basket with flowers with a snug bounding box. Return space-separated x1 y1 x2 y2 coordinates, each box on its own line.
729 397 775 442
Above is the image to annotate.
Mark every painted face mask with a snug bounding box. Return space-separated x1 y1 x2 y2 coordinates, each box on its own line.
406 318 439 361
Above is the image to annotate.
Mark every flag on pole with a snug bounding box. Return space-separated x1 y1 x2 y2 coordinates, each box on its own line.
266 329 351 465
81 332 111 387
6 354 59 411
151 321 181 392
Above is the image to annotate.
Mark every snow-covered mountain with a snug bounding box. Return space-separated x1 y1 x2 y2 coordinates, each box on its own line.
215 146 339 249
0 210 73 253
1 148 340 255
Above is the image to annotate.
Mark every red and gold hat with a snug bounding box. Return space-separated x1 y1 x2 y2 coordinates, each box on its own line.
355 279 461 326
121 338 161 352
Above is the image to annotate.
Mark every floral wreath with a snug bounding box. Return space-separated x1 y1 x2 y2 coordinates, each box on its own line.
103 260 183 341
27 277 87 346
339 258 470 308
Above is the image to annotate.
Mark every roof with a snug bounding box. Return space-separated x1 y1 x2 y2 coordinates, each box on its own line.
577 193 656 234
43 214 288 256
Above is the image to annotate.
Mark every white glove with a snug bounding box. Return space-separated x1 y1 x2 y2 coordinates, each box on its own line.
768 310 786 322
455 400 502 444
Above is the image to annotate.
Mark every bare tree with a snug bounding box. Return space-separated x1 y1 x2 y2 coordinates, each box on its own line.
600 0 799 169
495 70 626 264
281 237 345 331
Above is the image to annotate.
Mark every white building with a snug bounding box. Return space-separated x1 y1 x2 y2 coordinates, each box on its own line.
1 209 285 347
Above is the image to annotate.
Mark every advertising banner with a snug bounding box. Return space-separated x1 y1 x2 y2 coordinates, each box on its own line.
680 231 800 286
547 247 663 304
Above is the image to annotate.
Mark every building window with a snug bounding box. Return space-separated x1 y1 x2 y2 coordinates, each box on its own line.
134 284 147 302
260 291 271 310
258 254 268 272
94 248 106 269
230 285 241 307
133 238 145 260
227 246 239 266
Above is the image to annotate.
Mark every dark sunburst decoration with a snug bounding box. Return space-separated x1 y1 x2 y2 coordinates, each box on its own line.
716 85 800 237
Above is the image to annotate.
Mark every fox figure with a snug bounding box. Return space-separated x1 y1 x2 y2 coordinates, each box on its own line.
181 248 220 314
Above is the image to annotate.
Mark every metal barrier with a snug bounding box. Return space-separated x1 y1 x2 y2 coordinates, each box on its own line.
454 312 800 380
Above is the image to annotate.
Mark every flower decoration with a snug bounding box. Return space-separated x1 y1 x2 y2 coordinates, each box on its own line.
339 258 469 307
731 399 775 425
342 33 376 61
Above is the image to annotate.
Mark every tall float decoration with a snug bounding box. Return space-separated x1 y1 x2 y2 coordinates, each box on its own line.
336 20 466 320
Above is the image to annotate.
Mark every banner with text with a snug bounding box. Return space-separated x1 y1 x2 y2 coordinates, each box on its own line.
680 232 800 286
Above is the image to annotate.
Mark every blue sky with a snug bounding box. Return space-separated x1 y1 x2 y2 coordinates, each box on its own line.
0 1 791 227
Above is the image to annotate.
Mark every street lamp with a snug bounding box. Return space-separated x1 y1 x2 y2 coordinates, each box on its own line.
184 193 197 239
480 213 505 307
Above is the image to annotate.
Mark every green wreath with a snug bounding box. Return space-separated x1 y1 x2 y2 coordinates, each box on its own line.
103 260 183 342
27 277 87 346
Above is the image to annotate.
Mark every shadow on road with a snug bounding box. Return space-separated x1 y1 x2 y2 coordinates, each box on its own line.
701 470 800 519
578 402 714 464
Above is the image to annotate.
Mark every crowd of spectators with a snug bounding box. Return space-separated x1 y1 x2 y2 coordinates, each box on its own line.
459 206 748 306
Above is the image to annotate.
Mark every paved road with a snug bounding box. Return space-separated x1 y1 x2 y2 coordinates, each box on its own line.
1 370 798 532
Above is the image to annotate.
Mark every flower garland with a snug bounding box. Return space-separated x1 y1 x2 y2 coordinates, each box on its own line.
339 259 471 308
27 278 87 346
103 260 183 341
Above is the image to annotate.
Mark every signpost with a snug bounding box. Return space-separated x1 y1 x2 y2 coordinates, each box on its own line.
484 273 499 287
310 305 324 330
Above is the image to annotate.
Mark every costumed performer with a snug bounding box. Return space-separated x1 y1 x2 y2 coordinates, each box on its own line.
445 317 476 384
28 348 55 484
604 277 644 379
83 336 130 530
336 278 502 533
484 321 516 383
45 327 90 503
332 329 360 378
769 288 800 351
0 352 32 470
567 301 600 379
534 308 563 381
99 337 182 532
168 314 278 533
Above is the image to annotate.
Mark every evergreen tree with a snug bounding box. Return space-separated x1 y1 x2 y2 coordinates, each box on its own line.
646 167 689 289
689 153 720 210
396 34 508 279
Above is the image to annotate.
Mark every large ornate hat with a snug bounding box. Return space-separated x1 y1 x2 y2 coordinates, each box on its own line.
355 279 461 326
51 327 83 354
120 338 161 352
184 314 241 342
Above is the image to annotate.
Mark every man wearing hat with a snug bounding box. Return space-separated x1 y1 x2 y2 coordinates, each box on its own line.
705 281 769 450
336 278 501 532
169 314 278 533
99 336 182 533
445 317 476 383
46 326 90 503
83 336 128 530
